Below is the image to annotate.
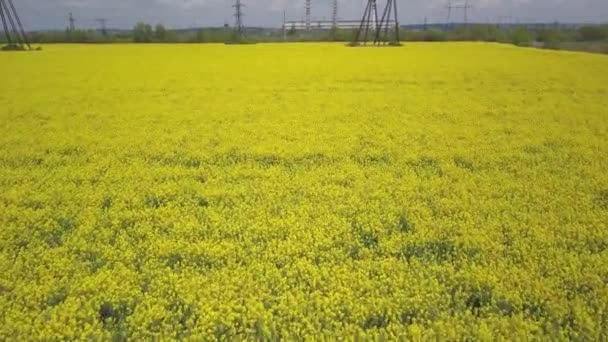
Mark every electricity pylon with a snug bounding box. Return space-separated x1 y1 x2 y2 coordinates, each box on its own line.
0 0 31 50
351 0 401 46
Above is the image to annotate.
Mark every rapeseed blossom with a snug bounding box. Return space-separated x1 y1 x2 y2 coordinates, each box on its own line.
0 43 607 339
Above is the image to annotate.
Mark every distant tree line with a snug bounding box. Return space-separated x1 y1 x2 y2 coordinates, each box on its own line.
403 24 608 44
4 23 606 53
132 23 177 42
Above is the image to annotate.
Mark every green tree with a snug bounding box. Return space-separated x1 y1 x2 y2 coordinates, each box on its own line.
578 25 608 41
133 22 154 43
195 29 207 42
155 24 167 42
536 28 564 49
510 27 533 46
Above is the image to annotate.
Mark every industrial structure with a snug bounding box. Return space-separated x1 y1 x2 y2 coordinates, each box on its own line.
228 0 248 43
351 0 401 46
332 0 338 30
284 19 394 30
68 12 76 31
95 18 109 36
305 0 311 31
0 0 31 50
446 0 473 26
283 0 395 30
282 0 401 46
233 0 244 35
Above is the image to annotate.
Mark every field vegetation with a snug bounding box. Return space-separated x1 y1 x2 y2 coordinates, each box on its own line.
0 43 607 339
14 24 608 55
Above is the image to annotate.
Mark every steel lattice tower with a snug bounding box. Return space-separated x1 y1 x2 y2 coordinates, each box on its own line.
351 0 378 45
351 0 400 46
95 18 108 36
0 0 30 50
332 0 338 29
233 0 245 36
374 0 400 45
446 0 472 27
446 0 453 26
68 12 76 31
305 0 311 31
463 0 471 24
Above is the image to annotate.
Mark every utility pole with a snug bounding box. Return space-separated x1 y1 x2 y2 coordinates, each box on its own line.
282 10 286 40
305 0 311 31
423 16 428 31
95 18 108 36
68 12 76 31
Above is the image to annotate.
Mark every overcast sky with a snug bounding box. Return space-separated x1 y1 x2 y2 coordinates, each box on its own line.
15 0 608 30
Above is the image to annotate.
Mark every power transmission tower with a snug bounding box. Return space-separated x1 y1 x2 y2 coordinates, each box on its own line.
234 0 244 34
445 0 472 27
331 0 338 40
351 0 400 46
68 12 76 31
463 0 472 25
0 0 31 50
305 0 311 31
446 0 452 27
374 0 400 45
95 18 108 36
232 0 245 42
332 0 338 28
351 0 378 45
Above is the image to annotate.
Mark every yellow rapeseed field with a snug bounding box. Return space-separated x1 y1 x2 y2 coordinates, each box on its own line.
0 43 607 340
